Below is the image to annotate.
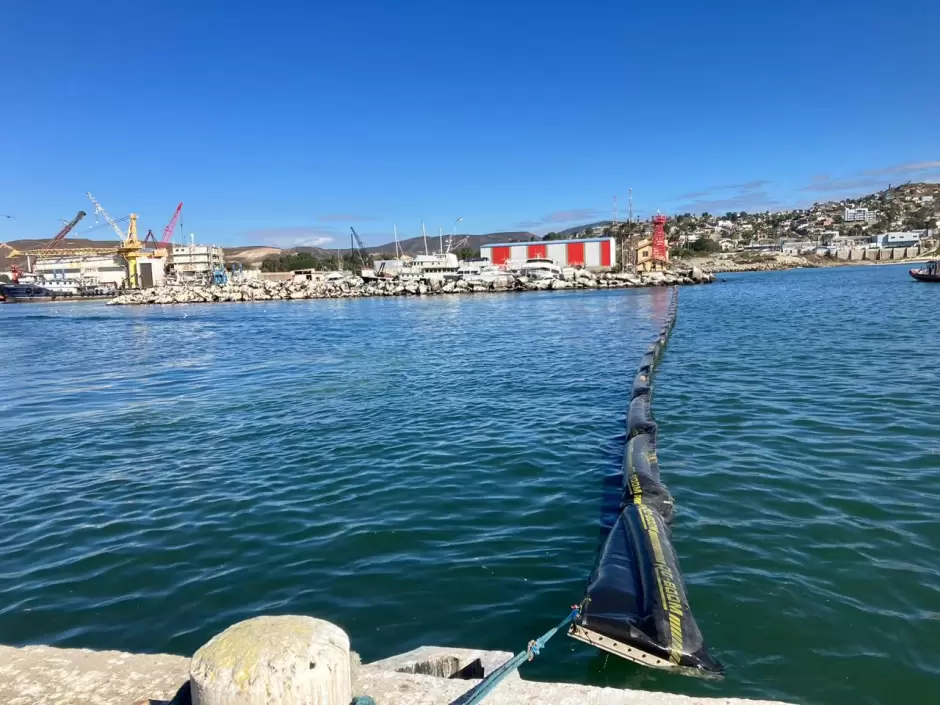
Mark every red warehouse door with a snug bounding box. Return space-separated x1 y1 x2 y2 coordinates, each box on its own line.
600 240 612 267
567 242 585 266
527 244 547 259
491 247 511 265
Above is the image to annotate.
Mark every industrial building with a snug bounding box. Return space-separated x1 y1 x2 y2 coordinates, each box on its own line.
167 243 225 283
479 236 617 270
871 231 922 248
29 253 166 292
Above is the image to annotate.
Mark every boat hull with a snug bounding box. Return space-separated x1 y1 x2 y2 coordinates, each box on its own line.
0 284 58 302
909 269 940 282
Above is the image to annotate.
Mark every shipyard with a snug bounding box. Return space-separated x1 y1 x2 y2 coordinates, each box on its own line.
1 196 712 305
4 2 940 704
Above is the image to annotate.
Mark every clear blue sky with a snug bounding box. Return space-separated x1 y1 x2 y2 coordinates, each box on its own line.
2 0 938 248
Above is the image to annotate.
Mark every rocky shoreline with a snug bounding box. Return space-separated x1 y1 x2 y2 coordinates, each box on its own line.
682 251 937 274
679 254 825 273
107 267 714 306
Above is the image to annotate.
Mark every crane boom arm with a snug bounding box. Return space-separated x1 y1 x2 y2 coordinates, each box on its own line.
86 192 126 241
349 227 372 269
44 210 86 249
159 202 183 246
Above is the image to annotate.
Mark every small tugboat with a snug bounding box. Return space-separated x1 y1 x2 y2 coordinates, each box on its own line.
909 260 940 282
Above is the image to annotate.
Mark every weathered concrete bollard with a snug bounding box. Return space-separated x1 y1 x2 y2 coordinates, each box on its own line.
190 615 351 705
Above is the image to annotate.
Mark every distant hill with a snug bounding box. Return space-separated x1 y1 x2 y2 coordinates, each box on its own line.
226 231 540 265
556 221 614 237
369 231 536 256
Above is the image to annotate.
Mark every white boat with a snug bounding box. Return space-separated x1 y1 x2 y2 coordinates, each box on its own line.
461 265 515 284
409 253 460 281
519 258 563 280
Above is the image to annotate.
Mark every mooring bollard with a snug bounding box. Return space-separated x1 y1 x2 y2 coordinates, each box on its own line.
189 615 351 705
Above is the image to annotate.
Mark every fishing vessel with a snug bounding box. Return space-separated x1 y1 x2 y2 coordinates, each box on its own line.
909 261 940 282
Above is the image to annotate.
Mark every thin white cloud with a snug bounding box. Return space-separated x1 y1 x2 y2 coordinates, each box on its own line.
239 226 338 248
862 160 940 176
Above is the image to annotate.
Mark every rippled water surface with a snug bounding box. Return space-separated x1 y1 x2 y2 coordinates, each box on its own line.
1 266 938 705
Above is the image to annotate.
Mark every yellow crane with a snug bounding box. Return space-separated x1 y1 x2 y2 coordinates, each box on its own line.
86 192 143 288
8 196 144 288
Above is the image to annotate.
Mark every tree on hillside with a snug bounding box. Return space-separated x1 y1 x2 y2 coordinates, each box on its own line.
455 246 478 261
583 227 594 237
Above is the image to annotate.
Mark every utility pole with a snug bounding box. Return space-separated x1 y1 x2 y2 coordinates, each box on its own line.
628 188 634 224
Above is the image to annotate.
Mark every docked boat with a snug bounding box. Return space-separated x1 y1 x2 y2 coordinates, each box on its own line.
0 282 58 302
519 257 563 280
909 261 940 282
460 265 515 285
399 252 460 282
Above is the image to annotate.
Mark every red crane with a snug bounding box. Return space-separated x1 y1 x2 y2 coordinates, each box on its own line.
44 210 87 249
144 202 183 249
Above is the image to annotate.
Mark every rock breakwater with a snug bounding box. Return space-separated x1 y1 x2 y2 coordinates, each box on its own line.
108 268 714 306
683 254 822 273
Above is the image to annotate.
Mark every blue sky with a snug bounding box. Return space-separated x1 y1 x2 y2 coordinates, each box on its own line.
2 0 938 248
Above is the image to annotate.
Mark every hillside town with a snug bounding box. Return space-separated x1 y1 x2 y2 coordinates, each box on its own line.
612 182 940 257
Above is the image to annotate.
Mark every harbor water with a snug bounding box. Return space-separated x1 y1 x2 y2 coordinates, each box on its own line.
1 264 937 705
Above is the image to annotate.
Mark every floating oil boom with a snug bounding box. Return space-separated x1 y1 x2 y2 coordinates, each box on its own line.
568 288 722 677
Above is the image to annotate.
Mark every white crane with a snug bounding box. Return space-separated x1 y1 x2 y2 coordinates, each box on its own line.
86 192 126 241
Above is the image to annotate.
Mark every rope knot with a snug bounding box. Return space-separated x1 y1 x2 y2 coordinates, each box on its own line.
526 639 541 661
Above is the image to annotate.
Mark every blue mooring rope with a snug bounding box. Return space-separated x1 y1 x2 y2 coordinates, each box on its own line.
445 606 581 705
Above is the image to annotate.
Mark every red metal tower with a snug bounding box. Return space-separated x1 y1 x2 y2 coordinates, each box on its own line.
652 214 668 262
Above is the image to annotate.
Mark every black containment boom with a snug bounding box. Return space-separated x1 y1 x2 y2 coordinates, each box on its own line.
569 288 723 677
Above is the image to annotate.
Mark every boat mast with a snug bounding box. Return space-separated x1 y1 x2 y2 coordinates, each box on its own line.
394 225 401 259
439 227 444 255
422 221 428 255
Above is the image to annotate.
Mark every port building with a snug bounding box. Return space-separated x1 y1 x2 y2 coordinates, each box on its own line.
24 252 168 291
167 244 225 283
479 236 616 270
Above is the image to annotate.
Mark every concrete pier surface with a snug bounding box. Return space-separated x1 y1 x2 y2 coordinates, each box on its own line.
0 616 793 705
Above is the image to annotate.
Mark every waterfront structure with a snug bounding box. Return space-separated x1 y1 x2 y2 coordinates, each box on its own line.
0 616 789 705
32 254 127 289
634 237 656 272
871 231 922 248
651 214 668 262
168 243 225 283
21 252 167 291
479 236 616 270
844 207 877 223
